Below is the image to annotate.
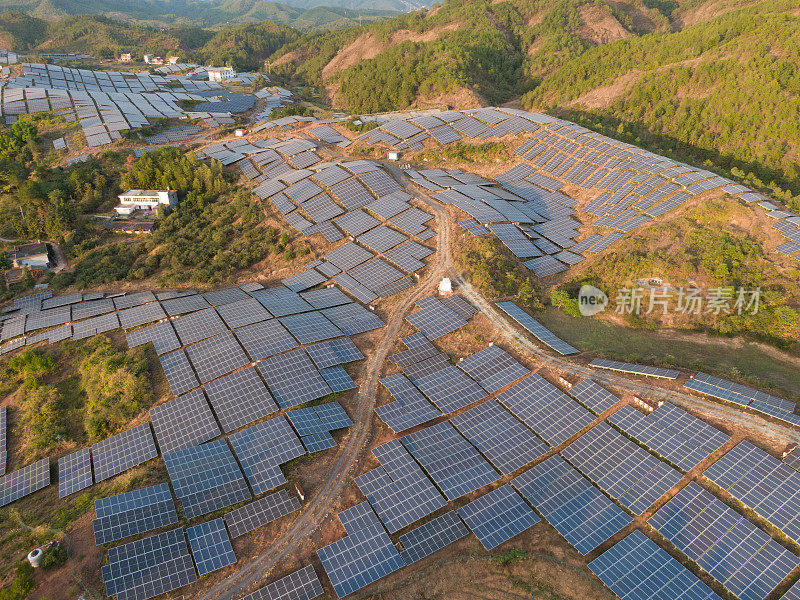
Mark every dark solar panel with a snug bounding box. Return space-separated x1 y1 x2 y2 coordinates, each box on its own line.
235 319 299 361
93 483 178 545
58 447 93 498
163 439 251 519
187 518 237 576
149 389 221 453
399 510 469 565
457 345 528 393
305 337 364 369
249 286 314 317
458 485 540 550
279 311 343 344
216 297 272 329
568 379 621 414
338 501 383 535
101 528 196 600
228 417 306 494
92 423 157 482
238 565 323 600
172 307 227 345
319 366 357 392
300 287 351 310
0 458 50 507
118 302 167 329
203 367 278 433
126 321 180 355
588 531 723 600
224 489 301 538
302 430 337 452
401 421 499 500
185 331 250 383
321 303 385 335
317 523 404 598
451 400 548 474
257 349 332 409
159 349 200 395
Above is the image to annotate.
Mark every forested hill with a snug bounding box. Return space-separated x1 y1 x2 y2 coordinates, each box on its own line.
0 0 399 30
270 0 800 200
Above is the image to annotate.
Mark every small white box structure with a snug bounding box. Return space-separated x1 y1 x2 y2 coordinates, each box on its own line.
167 56 179 65
208 67 236 82
438 277 452 295
116 189 177 214
234 129 245 137
119 53 132 63
143 54 155 64
387 151 400 161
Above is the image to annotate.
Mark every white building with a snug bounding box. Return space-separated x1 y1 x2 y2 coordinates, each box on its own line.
143 54 155 64
119 53 132 63
167 56 179 65
208 67 236 82
116 189 178 215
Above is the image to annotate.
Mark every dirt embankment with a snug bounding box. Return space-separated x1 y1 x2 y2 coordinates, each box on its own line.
577 4 631 45
320 22 461 80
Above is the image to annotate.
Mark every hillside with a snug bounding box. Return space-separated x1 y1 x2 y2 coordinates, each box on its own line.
0 0 400 29
270 0 800 200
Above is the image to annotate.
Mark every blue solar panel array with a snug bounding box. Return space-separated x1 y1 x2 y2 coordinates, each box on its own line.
354 439 446 533
512 455 632 554
401 421 500 501
649 482 799 600
456 345 529 393
588 530 723 600
376 373 442 433
399 510 469 565
163 440 251 519
495 301 578 355
495 373 595 447
703 440 800 544
609 402 729 471
186 518 237 576
93 484 178 545
457 485 540 550
561 422 682 514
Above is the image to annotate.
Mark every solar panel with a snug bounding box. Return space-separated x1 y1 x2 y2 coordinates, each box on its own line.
203 367 278 433
101 528 196 600
568 378 621 414
257 349 332 409
235 319 299 361
458 485 540 550
399 510 469 565
302 430 337 452
375 373 442 433
512 455 632 554
149 389 221 453
333 209 380 237
228 416 306 494
451 400 548 474
406 298 467 340
224 489 301 538
187 518 236 576
238 565 323 600
0 458 50 507
172 307 227 345
159 349 200 395
249 286 314 317
279 311 343 344
324 241 374 271
305 337 364 369
126 321 180 355
401 421 500 500
216 297 272 329
650 482 798 600
161 293 210 316
457 345 529 393
282 269 327 293
589 357 680 379
588 531 723 600
321 303 384 335
319 366 357 392
357 225 408 254
72 310 120 340
317 523 404 598
609 402 729 471
92 423 157 482
338 501 383 535
58 447 93 497
496 301 578 355
300 287 351 310
0 406 5 475
93 483 177 545
185 330 250 383
163 439 251 519
412 365 487 414
348 258 405 294
314 402 353 430
496 374 594 447
561 422 682 514
118 302 167 329
703 440 800 545
684 372 792 410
